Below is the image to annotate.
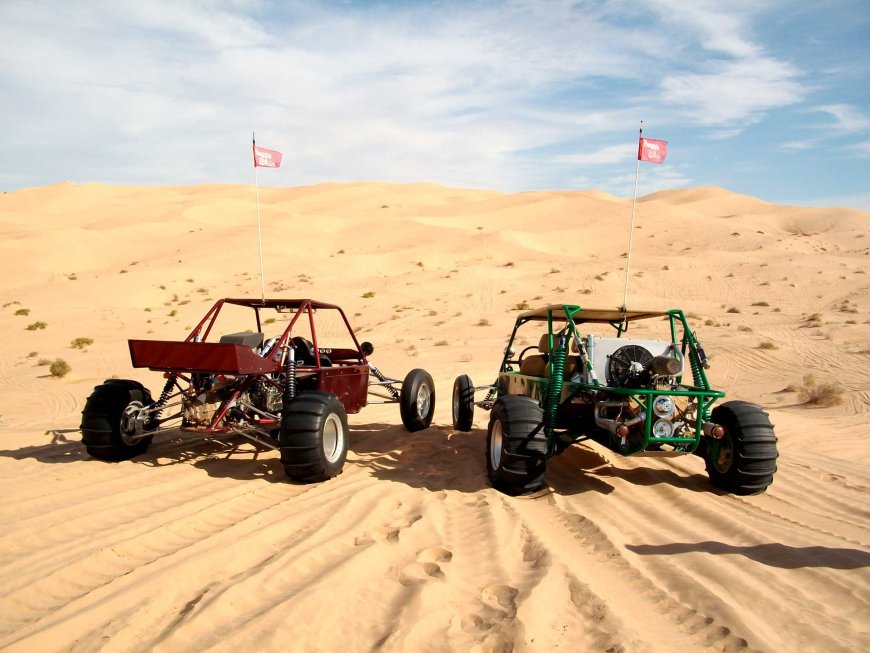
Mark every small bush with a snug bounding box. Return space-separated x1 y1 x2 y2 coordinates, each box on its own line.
751 301 770 307
27 351 37 358
797 374 844 407
71 337 94 349
168 309 177 317
37 358 51 366
738 325 753 332
434 340 448 346
504 262 515 268
49 359 71 378
26 321 47 331
477 318 491 326
515 301 531 310
14 308 30 316
362 291 375 299
263 317 276 325
726 307 741 314
758 341 778 350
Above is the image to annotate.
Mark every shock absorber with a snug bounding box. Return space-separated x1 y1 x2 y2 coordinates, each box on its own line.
151 373 177 422
370 364 400 400
282 346 297 405
545 335 567 437
688 348 703 387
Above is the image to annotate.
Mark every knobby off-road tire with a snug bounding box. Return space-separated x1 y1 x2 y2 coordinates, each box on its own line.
80 379 156 461
487 395 548 496
280 391 349 482
452 374 474 432
706 400 778 495
400 369 435 432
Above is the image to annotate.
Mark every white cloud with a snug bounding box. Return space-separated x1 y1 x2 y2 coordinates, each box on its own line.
661 59 804 127
555 144 636 166
813 104 870 133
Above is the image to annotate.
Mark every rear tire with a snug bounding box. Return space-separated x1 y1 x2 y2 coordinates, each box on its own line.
487 395 547 495
400 369 435 432
452 374 474 432
280 391 349 482
80 379 156 461
706 400 778 495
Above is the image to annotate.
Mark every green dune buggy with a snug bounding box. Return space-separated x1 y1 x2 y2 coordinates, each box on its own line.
452 305 778 496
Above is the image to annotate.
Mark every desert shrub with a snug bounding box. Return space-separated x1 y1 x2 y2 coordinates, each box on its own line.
263 317 276 324
797 374 844 407
504 262 515 267
758 341 777 350
549 268 560 274
738 325 753 332
37 358 51 366
477 318 491 326
434 340 448 346
751 301 770 307
515 301 531 310
71 337 94 349
14 308 29 316
26 321 47 330
49 359 71 378
362 291 375 298
727 307 741 314
168 310 177 317
27 351 37 358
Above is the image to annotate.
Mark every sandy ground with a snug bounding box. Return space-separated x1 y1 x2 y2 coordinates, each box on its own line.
0 181 868 652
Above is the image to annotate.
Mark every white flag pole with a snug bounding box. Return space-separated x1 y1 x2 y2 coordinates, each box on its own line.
253 131 266 302
621 121 643 312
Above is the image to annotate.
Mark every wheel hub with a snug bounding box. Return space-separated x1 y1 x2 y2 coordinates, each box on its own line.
322 413 344 464
490 420 504 469
416 384 431 418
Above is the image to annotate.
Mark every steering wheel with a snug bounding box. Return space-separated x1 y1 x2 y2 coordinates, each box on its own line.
291 337 318 366
517 345 538 366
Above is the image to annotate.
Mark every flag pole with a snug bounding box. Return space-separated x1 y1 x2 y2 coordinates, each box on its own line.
621 121 642 312
253 131 266 302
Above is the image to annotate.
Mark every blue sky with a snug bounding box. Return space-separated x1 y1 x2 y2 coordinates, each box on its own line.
1 0 868 208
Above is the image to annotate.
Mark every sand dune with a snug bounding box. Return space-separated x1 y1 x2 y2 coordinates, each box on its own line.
0 182 868 652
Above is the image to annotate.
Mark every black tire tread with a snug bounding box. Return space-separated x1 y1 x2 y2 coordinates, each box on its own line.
706 400 778 495
80 380 154 461
280 391 348 482
400 368 435 432
487 395 547 496
452 374 475 432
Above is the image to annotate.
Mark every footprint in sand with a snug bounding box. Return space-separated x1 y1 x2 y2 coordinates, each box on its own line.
480 584 519 617
397 545 453 586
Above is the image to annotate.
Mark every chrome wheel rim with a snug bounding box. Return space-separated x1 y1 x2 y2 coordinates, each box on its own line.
416 383 432 419
120 401 145 446
323 413 344 464
490 419 504 470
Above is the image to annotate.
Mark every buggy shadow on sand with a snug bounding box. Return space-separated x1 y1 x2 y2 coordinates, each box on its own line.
80 298 435 482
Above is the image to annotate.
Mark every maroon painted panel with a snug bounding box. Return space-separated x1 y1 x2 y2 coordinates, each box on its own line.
319 365 369 414
129 340 278 374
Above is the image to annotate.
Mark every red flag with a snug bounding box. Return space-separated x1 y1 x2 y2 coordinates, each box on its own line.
638 137 668 164
253 145 282 168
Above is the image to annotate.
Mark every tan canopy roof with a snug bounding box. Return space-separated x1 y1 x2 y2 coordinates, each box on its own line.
517 305 671 323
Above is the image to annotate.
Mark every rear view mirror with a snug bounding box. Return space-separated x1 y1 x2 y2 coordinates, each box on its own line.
361 341 374 356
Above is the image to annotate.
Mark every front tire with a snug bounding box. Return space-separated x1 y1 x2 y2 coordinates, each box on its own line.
452 374 474 432
487 395 547 495
280 391 349 482
80 379 156 461
705 401 778 495
400 369 435 432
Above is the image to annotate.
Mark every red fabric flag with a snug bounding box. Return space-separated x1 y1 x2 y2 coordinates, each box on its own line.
253 145 282 168
638 137 668 164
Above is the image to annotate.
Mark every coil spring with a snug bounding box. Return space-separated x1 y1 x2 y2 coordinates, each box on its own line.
283 351 297 404
370 365 400 400
689 349 703 387
545 336 567 435
152 374 177 421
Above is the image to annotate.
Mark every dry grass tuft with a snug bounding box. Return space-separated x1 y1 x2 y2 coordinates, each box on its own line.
797 374 844 407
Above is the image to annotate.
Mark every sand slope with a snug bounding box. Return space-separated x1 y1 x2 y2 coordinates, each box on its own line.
0 182 868 652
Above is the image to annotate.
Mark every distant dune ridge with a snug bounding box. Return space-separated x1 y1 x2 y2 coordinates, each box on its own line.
0 182 868 652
